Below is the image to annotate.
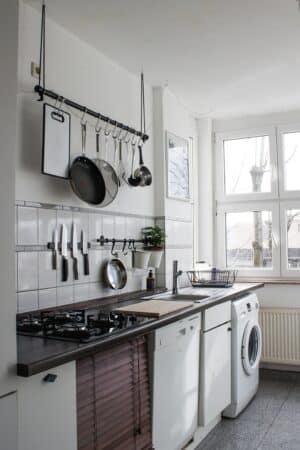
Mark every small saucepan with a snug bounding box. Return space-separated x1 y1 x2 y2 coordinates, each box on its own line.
134 143 152 187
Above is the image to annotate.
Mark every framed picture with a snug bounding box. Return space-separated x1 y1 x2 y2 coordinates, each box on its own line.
166 131 190 201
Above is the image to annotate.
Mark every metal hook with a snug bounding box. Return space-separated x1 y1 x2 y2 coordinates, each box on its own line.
132 239 136 251
54 96 64 112
95 114 102 133
120 129 129 143
137 136 144 147
124 131 131 144
131 132 138 145
112 125 122 140
104 120 112 136
122 239 128 256
80 107 87 125
111 239 118 257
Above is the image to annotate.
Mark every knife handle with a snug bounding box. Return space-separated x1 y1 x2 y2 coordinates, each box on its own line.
52 251 57 270
73 258 79 281
62 256 68 282
83 253 90 276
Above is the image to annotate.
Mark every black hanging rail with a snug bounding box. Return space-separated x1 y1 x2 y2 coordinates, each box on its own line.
34 85 149 142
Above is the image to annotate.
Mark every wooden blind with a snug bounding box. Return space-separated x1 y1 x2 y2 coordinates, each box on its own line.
77 336 152 450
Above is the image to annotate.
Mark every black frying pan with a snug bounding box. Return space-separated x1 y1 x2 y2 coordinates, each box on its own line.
70 122 106 205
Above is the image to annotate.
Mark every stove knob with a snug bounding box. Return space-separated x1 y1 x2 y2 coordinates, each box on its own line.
129 316 137 323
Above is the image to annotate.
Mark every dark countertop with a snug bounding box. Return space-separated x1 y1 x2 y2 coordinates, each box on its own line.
17 283 263 377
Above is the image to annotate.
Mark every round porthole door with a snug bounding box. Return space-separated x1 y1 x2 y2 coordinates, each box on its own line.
241 320 262 376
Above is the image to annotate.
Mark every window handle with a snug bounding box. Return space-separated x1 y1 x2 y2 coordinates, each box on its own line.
272 232 279 248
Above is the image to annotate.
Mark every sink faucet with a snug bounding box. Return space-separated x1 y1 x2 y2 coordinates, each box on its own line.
172 260 183 295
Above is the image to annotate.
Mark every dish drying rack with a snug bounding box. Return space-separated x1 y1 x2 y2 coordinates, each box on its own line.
186 269 238 288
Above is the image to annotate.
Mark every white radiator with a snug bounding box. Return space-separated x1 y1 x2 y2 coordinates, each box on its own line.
259 308 300 365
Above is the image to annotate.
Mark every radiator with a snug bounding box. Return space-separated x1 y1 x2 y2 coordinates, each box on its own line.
259 308 300 365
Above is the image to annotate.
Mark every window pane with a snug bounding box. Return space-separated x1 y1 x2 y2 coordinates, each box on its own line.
282 132 300 191
286 209 300 268
226 211 272 268
223 136 271 195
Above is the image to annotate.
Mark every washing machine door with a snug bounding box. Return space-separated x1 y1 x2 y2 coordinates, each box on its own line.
242 320 262 375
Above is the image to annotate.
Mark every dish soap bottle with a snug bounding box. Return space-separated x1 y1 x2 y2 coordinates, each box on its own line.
146 270 155 291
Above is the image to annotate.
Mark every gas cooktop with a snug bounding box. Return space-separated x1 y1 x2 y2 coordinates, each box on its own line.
17 308 156 343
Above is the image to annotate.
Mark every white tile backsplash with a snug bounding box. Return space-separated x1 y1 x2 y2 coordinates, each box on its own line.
89 213 102 240
18 207 38 245
38 208 57 245
18 291 38 313
16 204 160 312
57 285 74 306
38 288 57 309
17 252 38 292
74 283 89 303
38 251 56 289
102 215 114 238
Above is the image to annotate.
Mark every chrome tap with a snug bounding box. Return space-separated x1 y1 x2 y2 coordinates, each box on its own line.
172 260 183 295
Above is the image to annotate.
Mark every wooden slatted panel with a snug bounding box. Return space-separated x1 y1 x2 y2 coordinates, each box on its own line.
77 356 96 450
76 336 152 450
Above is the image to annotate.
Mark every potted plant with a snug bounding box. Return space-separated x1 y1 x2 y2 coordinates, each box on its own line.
142 226 166 268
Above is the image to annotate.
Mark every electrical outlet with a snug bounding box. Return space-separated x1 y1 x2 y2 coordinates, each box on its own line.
31 61 40 79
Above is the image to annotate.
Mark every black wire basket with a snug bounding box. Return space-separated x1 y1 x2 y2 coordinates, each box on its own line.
186 269 238 288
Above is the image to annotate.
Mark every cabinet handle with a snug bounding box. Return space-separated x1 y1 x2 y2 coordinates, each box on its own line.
43 373 57 383
227 327 232 332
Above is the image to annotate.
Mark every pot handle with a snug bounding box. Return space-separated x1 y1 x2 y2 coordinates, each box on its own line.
138 145 144 166
81 122 86 155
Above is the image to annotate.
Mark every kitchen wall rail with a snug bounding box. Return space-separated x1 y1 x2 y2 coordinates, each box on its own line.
34 85 149 142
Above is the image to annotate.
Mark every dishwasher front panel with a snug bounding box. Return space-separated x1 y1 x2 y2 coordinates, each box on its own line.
152 314 201 450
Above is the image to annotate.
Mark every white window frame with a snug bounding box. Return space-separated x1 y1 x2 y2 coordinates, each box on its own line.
215 127 278 203
280 200 300 278
216 201 280 278
277 124 300 199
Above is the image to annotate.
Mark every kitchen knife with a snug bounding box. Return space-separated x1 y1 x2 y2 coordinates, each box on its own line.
53 228 58 270
81 230 90 276
72 223 79 280
61 224 69 282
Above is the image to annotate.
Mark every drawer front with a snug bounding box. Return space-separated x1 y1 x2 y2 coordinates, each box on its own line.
203 301 231 330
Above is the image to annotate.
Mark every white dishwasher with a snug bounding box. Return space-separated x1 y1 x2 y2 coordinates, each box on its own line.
151 313 201 450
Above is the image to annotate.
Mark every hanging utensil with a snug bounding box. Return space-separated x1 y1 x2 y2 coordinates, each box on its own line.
52 228 58 270
134 143 152 186
134 72 152 186
118 139 127 185
70 118 106 205
93 125 119 207
128 138 141 186
104 258 127 290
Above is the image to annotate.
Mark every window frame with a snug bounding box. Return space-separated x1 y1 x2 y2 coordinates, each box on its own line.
216 201 280 278
277 124 300 199
280 200 300 278
215 127 278 203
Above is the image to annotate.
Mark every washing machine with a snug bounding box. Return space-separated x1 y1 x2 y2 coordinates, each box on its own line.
223 293 262 418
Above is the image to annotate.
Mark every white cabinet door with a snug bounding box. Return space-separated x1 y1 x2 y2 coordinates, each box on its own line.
199 322 231 426
0 393 17 450
18 362 77 450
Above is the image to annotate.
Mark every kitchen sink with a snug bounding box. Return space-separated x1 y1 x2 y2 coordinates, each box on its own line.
143 292 209 302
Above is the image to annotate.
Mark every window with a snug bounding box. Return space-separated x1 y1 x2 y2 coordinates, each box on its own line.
215 126 300 278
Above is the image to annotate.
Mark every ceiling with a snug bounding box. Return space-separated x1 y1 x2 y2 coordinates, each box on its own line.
26 0 300 118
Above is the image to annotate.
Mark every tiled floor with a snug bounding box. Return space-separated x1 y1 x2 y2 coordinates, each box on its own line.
196 369 300 450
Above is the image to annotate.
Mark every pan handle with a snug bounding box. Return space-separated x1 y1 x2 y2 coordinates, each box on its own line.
138 145 144 166
81 122 87 155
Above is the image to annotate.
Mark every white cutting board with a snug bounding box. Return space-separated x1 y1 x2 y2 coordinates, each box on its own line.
115 300 194 317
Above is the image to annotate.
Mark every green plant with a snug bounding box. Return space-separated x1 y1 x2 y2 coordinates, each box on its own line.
142 226 166 249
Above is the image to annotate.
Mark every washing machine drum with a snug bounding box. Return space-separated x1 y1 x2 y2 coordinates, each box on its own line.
241 320 262 375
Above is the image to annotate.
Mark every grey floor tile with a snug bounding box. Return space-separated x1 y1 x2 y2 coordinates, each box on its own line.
257 427 300 450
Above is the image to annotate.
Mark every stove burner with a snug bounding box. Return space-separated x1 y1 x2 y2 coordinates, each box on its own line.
17 307 154 343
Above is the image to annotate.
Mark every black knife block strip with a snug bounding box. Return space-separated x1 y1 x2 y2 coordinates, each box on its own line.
47 242 91 251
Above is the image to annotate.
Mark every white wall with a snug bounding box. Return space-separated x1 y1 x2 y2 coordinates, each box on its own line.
17 2 154 216
213 110 300 308
0 0 18 398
